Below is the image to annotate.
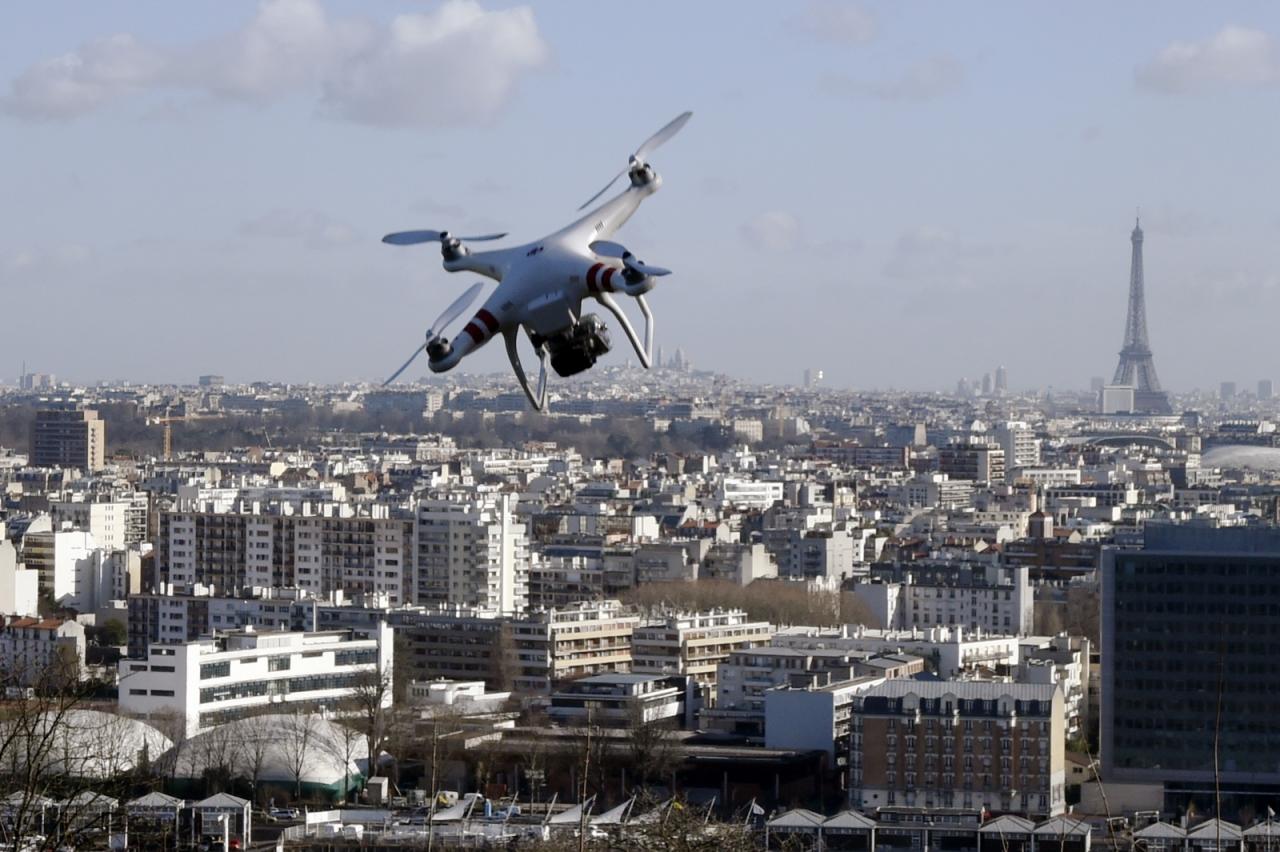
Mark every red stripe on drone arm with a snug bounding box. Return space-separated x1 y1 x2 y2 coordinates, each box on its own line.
476 309 500 334
602 268 616 291
587 263 603 293
463 322 486 344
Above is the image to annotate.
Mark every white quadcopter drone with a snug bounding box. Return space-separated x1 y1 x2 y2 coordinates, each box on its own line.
381 111 692 411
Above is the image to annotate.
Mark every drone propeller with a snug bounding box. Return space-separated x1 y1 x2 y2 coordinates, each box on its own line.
590 240 671 278
383 282 485 386
382 230 507 246
578 111 693 211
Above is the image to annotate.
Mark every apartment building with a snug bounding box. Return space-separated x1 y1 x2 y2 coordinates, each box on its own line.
854 562 1033 636
415 492 529 614
126 588 320 658
939 443 1006 485
630 609 773 687
851 681 1065 817
119 624 393 738
507 600 639 693
159 501 413 603
0 615 87 686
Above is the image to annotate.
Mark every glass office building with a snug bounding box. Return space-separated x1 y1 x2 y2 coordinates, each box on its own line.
1102 525 1280 818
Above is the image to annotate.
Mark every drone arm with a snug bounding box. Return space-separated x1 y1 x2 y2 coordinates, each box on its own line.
504 328 548 411
594 291 652 369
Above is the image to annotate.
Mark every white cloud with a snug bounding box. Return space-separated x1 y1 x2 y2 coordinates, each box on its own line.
1136 25 1280 93
3 33 166 119
1 0 549 127
181 0 374 101
740 211 801 252
322 2 549 127
240 209 358 248
789 1 876 45
823 54 965 102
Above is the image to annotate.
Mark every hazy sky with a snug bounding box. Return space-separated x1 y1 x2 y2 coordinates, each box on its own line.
3 1 1280 392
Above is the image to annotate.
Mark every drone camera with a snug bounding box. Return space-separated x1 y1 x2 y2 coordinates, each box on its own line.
547 314 612 377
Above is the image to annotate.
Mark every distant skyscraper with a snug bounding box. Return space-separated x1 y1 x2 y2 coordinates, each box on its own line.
1259 379 1274 401
30 406 105 472
994 365 1008 394
981 372 993 396
1111 218 1171 414
1220 381 1237 401
1090 376 1105 395
803 368 823 388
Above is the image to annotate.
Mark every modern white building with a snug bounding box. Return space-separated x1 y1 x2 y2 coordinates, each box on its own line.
716 478 784 510
415 492 529 614
118 624 393 738
993 422 1041 481
0 535 39 617
765 675 884 759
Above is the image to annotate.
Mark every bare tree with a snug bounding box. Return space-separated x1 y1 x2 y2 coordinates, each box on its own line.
325 702 366 804
625 703 677 795
0 653 137 852
236 712 277 806
279 709 320 801
349 664 393 778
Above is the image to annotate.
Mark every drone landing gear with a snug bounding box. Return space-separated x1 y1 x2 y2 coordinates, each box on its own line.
504 329 549 412
594 292 654 369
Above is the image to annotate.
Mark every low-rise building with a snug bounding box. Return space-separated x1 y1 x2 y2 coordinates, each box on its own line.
547 673 690 728
118 624 393 738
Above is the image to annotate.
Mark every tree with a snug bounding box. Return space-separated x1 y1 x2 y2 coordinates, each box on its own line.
0 653 137 852
625 702 677 795
325 704 365 804
349 664 393 779
237 713 277 806
279 710 320 801
98 619 127 648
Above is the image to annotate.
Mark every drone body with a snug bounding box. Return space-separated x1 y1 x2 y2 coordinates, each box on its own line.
382 112 691 410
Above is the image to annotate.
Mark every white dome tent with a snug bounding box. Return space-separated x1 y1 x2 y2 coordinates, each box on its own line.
164 714 367 800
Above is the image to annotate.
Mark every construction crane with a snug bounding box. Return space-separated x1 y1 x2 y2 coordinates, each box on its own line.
147 408 185 461
146 407 224 461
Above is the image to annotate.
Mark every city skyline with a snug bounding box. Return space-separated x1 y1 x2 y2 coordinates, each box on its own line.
4 2 1280 389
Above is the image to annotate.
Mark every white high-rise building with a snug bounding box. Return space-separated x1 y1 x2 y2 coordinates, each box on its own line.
50 497 129 551
415 492 529 614
993 421 1041 481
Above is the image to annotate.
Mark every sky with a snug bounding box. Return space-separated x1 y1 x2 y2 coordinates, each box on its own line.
2 1 1280 393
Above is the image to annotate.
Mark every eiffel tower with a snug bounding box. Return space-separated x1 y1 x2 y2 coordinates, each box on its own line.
1112 217 1171 414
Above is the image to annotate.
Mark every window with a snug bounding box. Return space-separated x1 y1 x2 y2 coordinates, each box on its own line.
151 665 175 673
151 689 175 697
129 688 147 696
269 657 291 672
201 661 230 679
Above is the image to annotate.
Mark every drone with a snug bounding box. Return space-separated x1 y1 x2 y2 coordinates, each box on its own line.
381 111 692 411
